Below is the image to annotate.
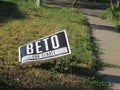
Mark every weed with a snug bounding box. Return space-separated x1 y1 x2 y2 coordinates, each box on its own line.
102 7 120 32
87 76 111 90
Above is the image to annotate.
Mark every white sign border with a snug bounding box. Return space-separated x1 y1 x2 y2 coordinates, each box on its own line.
18 30 71 65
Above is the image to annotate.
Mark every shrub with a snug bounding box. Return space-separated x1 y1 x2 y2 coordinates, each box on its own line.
103 6 120 20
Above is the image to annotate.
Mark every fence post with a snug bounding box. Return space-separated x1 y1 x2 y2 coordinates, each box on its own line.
36 0 43 7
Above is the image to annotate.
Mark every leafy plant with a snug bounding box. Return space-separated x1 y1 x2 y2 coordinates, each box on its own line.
102 3 120 19
87 76 111 90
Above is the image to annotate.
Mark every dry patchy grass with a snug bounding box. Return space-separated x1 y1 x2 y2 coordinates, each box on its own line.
0 0 110 90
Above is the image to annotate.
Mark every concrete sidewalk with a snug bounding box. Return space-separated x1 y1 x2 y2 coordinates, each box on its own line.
81 8 120 90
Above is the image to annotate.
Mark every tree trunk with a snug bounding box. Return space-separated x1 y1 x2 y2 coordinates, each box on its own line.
117 0 120 11
72 0 78 7
110 0 114 10
36 0 43 7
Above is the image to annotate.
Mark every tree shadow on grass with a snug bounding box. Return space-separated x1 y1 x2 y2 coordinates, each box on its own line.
0 62 110 90
0 65 89 90
30 62 110 90
33 61 95 77
0 82 88 90
20 61 95 77
0 1 25 23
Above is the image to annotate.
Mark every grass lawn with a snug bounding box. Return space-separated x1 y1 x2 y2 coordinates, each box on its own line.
0 0 110 90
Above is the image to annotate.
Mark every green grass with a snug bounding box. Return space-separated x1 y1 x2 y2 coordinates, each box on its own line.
113 20 120 32
0 0 111 90
102 7 120 32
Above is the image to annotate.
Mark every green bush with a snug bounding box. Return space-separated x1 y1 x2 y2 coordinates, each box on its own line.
103 7 120 20
87 77 111 90
102 6 120 32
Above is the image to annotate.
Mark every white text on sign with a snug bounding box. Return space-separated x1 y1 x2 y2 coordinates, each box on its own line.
27 35 60 54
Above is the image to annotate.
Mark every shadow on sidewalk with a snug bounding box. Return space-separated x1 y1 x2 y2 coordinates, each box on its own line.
90 24 119 33
98 71 120 84
104 74 120 84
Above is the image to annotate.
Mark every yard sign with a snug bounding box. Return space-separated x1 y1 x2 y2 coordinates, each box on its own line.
18 30 71 64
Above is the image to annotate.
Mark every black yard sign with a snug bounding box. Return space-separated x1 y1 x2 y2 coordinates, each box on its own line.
19 30 71 64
